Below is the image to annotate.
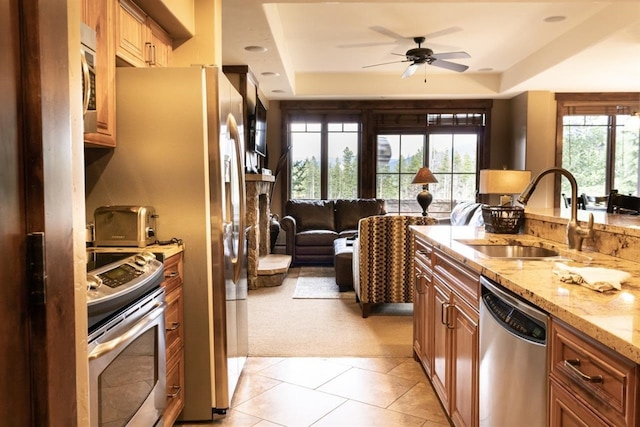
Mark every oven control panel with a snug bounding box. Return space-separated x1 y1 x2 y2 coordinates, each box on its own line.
87 251 164 331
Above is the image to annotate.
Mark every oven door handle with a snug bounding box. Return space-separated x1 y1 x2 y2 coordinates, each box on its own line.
88 302 165 361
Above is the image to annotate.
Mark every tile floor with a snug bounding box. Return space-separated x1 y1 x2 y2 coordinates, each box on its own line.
178 356 451 427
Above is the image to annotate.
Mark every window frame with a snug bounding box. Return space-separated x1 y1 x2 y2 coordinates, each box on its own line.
287 113 361 200
279 100 493 212
555 93 640 202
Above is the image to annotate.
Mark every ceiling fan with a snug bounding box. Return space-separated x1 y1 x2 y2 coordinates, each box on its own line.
363 36 470 78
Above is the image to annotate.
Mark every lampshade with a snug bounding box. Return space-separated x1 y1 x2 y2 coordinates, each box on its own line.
479 169 531 195
479 169 531 207
412 167 438 185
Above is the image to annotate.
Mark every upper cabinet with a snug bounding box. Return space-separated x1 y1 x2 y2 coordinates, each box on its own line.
82 0 117 148
116 0 172 68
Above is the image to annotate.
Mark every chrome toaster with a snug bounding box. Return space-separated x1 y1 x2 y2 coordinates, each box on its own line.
94 205 157 247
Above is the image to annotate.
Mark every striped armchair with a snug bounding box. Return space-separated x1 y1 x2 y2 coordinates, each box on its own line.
353 215 438 317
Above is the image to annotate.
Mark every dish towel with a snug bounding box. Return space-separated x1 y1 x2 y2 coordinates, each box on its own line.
553 262 630 292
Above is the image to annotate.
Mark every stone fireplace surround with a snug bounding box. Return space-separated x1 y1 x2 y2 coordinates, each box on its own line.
245 174 290 289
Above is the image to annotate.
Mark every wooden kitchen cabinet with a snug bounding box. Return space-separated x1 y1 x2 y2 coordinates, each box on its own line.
82 0 117 147
161 252 184 426
116 0 172 67
413 238 433 377
427 244 480 427
549 318 638 427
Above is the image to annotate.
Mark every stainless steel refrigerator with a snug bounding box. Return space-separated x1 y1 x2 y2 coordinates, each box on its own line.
85 66 248 420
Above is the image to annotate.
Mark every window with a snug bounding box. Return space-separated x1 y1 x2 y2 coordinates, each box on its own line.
280 100 492 211
289 118 359 200
558 94 640 199
375 113 483 217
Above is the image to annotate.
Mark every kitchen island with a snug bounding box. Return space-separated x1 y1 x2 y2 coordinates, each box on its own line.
411 224 640 363
411 209 640 427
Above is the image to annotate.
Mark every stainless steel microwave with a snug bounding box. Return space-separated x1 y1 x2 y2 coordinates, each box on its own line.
81 22 97 134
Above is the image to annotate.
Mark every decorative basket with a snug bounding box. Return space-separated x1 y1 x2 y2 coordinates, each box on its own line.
481 205 525 234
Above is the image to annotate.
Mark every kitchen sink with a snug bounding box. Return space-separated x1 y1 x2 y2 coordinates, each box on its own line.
468 244 560 259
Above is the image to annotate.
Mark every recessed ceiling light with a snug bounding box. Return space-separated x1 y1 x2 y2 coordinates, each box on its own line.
244 45 267 53
261 71 280 77
478 68 493 72
544 15 566 23
272 89 285 93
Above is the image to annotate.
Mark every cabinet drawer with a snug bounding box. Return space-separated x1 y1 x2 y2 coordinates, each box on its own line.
165 287 183 362
162 253 183 294
549 377 609 427
550 319 638 427
433 248 479 308
164 353 185 427
415 238 433 268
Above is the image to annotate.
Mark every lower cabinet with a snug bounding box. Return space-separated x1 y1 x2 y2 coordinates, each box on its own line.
432 275 479 427
549 318 638 427
161 252 184 426
414 235 479 427
413 239 433 377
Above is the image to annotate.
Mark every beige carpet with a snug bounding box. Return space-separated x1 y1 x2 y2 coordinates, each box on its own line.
248 266 414 357
292 266 355 299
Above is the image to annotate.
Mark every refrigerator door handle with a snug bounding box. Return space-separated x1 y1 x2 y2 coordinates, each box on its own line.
226 113 246 284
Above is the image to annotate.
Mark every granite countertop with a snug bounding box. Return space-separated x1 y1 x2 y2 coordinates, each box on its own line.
411 224 640 364
88 243 184 260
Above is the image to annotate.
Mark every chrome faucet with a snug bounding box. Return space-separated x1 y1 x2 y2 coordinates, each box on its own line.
517 167 594 251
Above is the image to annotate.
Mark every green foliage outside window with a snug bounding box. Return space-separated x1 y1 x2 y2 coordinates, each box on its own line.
562 115 639 197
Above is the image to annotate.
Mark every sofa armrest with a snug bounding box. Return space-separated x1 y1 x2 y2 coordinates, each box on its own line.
280 215 297 257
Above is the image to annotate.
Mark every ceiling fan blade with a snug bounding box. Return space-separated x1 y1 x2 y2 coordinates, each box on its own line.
369 25 407 42
402 63 420 79
431 51 471 60
363 59 409 69
338 41 396 49
423 26 463 41
430 59 469 73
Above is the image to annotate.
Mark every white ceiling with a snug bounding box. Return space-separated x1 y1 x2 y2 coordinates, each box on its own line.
222 0 640 101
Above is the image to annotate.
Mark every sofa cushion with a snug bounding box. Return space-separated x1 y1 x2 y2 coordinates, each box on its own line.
335 198 386 232
295 230 339 246
286 200 335 232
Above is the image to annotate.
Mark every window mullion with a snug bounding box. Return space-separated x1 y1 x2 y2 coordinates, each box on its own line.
321 119 329 199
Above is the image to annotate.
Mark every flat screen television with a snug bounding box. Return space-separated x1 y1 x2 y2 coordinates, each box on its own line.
250 97 267 158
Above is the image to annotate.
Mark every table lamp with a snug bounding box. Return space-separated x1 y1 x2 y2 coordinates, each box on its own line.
479 169 531 233
412 167 438 216
479 169 532 206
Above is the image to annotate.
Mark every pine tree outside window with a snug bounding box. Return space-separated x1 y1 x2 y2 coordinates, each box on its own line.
289 119 359 200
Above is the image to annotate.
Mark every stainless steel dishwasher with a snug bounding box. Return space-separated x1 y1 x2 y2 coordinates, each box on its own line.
479 276 549 427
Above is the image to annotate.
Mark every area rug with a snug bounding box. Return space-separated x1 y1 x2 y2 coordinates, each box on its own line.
292 266 355 299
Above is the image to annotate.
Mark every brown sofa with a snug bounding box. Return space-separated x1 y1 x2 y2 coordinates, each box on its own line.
280 199 386 265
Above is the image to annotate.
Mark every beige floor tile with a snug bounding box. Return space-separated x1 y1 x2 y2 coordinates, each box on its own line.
180 408 263 426
388 381 449 424
317 367 418 408
252 421 284 427
387 359 430 383
231 370 282 408
242 357 286 374
313 400 425 427
330 356 408 373
233 382 346 426
256 357 350 389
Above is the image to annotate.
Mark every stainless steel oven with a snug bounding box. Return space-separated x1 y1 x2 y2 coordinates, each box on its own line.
87 252 166 426
88 287 166 427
